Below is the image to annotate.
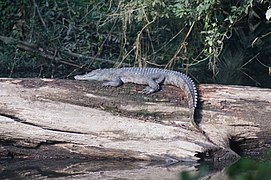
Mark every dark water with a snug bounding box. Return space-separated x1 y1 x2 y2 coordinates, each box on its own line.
1 149 271 179
0 158 236 180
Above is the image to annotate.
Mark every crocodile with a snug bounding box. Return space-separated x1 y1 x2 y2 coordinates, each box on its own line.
74 67 198 129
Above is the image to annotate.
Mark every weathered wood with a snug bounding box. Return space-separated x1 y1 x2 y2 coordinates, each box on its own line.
0 78 270 165
199 85 271 157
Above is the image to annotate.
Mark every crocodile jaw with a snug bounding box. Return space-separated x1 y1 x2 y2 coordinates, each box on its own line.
74 74 99 80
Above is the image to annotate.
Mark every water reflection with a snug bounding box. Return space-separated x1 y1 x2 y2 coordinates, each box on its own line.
0 158 236 180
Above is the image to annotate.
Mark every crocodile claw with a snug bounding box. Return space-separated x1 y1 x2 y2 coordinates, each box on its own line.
142 87 155 95
102 82 111 87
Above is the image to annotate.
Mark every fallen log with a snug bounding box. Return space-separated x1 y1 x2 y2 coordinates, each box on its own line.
0 78 270 165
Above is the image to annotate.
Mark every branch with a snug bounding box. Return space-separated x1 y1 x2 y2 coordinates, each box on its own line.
0 35 128 69
166 21 196 69
32 0 47 30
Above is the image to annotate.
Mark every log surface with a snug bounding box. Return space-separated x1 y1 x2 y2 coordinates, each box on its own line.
0 78 270 164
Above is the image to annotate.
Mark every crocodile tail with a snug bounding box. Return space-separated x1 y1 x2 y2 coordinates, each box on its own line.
167 71 197 109
165 71 198 126
178 73 198 126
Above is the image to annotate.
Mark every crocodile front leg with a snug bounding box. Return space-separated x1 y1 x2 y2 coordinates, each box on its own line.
142 75 165 94
102 77 123 87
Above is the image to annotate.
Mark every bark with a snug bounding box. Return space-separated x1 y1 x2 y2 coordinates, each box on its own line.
0 78 270 177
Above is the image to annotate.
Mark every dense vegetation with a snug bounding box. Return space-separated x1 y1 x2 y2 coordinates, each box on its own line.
0 0 270 87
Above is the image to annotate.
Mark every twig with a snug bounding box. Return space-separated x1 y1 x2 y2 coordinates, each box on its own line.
32 0 47 30
134 15 156 67
60 50 129 66
166 21 196 69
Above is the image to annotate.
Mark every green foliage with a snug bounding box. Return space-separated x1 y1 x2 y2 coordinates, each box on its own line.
172 1 264 62
0 0 270 87
227 154 271 180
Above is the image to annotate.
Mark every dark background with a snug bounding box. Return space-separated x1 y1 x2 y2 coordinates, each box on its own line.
0 0 270 87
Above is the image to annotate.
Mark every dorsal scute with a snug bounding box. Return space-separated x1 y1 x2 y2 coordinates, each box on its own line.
170 70 198 108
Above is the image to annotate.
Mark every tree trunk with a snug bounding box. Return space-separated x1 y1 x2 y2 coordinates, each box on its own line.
0 78 270 166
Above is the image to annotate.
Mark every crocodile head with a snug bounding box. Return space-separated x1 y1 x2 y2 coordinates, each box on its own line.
74 69 110 81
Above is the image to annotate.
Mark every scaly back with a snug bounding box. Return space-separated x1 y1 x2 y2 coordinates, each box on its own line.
120 67 197 108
